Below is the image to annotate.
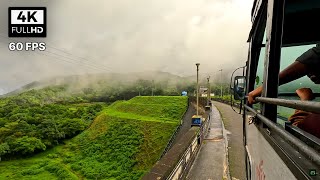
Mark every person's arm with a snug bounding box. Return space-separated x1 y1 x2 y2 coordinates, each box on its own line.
248 61 309 104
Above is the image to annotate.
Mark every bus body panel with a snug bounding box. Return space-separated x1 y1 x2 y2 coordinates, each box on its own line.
245 115 297 180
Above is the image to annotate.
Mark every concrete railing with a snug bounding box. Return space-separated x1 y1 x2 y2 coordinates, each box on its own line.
167 115 210 180
166 135 200 180
199 113 211 142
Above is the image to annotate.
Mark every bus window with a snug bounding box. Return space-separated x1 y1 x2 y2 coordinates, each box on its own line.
253 31 267 112
279 44 320 93
253 39 320 128
277 44 320 127
255 48 265 89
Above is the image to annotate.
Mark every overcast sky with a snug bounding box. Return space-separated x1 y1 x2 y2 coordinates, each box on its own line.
0 0 253 94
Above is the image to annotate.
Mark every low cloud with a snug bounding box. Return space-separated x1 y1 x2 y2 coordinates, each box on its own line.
0 0 253 93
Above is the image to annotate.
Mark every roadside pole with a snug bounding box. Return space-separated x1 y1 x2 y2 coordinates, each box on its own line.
196 63 200 115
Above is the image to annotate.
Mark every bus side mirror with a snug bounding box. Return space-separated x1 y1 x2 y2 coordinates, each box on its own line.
233 76 246 100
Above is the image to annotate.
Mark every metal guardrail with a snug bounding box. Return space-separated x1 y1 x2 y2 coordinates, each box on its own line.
245 105 320 166
285 123 320 151
278 92 320 97
255 97 320 114
160 125 182 159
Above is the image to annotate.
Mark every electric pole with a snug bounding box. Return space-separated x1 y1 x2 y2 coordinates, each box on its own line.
196 63 200 116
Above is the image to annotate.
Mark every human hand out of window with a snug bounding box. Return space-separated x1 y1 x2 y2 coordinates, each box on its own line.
296 88 315 101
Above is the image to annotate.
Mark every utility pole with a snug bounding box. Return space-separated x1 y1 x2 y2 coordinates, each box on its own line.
196 63 200 116
219 69 223 97
207 76 210 106
192 63 202 127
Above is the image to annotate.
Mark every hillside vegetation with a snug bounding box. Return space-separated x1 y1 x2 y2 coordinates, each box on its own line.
0 87 105 160
106 96 187 123
0 96 188 180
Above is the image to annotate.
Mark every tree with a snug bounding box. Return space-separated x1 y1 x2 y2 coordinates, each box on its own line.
59 119 86 137
38 119 64 145
0 143 10 161
10 136 46 154
0 118 6 127
135 79 152 95
184 83 196 95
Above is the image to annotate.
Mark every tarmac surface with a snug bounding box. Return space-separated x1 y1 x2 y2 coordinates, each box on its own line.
143 99 246 180
212 101 246 180
186 101 246 180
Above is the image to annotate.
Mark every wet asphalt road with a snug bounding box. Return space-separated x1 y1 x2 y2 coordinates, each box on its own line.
186 104 225 180
212 101 246 180
170 99 245 180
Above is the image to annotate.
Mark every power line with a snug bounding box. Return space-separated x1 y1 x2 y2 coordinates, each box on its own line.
1 37 81 73
44 50 111 72
0 34 112 72
0 41 100 73
22 37 113 71
1 38 99 72
0 27 113 71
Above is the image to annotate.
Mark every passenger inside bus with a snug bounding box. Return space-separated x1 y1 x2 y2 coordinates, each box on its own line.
248 43 320 138
288 88 320 138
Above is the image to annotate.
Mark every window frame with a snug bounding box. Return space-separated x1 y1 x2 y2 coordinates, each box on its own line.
244 0 320 179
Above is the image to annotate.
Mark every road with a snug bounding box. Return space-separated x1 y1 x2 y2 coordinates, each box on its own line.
170 99 245 180
186 104 226 180
212 101 246 180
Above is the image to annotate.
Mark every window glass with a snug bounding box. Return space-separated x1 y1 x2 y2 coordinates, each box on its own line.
254 31 266 89
279 44 320 93
278 44 320 125
252 32 266 111
254 35 320 127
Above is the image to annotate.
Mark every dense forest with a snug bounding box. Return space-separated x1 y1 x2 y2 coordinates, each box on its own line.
0 86 104 161
0 72 228 163
0 96 187 179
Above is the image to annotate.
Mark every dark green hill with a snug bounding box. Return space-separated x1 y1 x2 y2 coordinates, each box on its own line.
0 96 188 180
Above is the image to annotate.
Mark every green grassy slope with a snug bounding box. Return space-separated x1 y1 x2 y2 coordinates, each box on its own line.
0 96 188 180
106 96 187 123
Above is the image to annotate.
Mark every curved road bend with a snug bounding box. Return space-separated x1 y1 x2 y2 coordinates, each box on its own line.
212 101 246 180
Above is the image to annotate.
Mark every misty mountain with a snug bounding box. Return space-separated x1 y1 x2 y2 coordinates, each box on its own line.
1 71 187 97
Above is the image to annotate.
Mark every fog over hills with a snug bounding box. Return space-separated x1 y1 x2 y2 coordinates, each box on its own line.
0 0 253 94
